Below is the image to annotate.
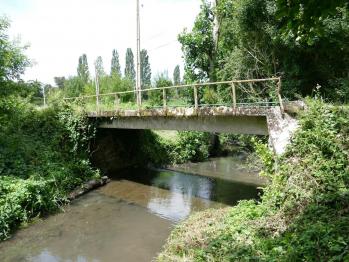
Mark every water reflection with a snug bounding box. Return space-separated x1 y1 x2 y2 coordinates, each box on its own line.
101 167 261 222
168 156 267 186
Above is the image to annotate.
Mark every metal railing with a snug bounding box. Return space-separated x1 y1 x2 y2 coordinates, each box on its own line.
64 77 283 114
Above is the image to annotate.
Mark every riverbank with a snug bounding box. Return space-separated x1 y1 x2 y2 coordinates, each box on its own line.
0 101 100 240
157 100 349 261
166 156 266 186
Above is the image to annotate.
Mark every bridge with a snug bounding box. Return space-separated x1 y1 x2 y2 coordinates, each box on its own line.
64 77 301 154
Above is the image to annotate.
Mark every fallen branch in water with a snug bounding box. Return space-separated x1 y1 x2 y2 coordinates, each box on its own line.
68 176 110 201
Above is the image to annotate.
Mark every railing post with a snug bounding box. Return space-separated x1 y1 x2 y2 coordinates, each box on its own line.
96 95 100 113
163 88 167 110
139 89 142 109
193 85 198 111
114 94 119 112
231 82 237 108
136 90 140 110
277 77 284 114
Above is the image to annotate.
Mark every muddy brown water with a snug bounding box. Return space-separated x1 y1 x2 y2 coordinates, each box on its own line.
0 157 265 262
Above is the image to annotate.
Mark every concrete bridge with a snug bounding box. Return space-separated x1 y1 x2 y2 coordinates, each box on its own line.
65 78 302 154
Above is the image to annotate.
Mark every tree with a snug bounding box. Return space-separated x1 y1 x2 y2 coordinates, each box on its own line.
124 48 135 83
276 0 348 45
54 76 66 88
77 54 89 83
140 49 151 88
0 16 29 89
63 76 84 97
178 1 216 82
181 0 349 100
94 56 105 78
110 49 121 76
173 65 181 85
149 72 173 106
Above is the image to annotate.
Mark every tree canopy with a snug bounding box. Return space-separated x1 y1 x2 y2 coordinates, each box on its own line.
173 65 181 86
0 17 29 91
94 56 105 78
140 49 151 88
111 49 121 76
125 48 135 83
77 54 89 84
179 0 349 100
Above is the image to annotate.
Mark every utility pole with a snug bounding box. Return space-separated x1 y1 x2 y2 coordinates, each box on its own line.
136 0 142 107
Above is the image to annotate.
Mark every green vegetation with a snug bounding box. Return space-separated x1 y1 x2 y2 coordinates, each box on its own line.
0 17 99 240
1 2 348 260
111 49 121 77
179 0 349 100
158 99 349 261
140 130 214 166
156 1 349 260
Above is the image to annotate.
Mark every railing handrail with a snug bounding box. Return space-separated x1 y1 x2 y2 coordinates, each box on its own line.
63 77 280 100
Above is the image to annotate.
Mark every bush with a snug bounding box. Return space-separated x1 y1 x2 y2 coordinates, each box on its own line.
139 130 213 166
0 98 99 240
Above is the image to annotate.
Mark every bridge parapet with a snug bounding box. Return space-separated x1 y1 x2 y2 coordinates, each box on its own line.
64 77 283 116
87 106 272 118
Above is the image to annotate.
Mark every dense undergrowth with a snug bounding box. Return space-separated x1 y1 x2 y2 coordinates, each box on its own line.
140 131 213 166
139 130 257 167
158 99 349 261
0 97 100 240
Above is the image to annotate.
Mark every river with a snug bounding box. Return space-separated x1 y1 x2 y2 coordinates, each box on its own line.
0 156 265 262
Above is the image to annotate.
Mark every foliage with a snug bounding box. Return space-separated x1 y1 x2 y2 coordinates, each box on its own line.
0 17 99 240
148 73 173 106
178 0 215 82
125 48 135 83
94 56 105 78
173 65 181 86
139 130 214 166
0 98 99 240
54 76 65 88
276 0 348 45
180 0 349 100
140 49 151 88
171 132 211 163
110 49 121 76
0 16 29 91
157 99 349 261
77 54 89 84
62 76 84 98
219 134 266 155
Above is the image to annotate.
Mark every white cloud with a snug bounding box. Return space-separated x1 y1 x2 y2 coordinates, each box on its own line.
2 0 200 85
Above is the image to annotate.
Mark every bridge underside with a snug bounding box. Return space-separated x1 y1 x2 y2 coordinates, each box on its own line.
98 115 268 135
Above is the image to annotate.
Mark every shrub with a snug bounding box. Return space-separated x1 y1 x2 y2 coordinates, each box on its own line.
0 98 99 240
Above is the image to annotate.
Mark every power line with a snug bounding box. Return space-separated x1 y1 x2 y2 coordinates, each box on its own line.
143 32 168 43
147 40 178 52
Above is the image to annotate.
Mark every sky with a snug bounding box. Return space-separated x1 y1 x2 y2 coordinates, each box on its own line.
0 0 201 85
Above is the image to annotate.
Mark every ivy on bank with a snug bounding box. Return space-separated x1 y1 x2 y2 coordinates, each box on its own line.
0 98 100 240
